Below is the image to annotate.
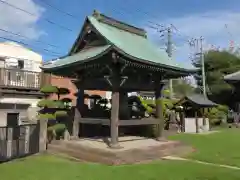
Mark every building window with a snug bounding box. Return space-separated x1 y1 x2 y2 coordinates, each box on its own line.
18 60 24 69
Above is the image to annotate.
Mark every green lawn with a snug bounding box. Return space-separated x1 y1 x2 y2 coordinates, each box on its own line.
1 155 240 180
1 128 240 180
169 128 240 167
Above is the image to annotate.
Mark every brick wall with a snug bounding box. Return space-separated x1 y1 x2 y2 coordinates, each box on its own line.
49 75 107 105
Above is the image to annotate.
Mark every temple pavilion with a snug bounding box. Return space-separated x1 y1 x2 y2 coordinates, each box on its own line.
42 10 196 149
224 71 240 111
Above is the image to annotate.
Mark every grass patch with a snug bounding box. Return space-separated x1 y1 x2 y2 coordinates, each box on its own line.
1 155 240 180
169 128 240 167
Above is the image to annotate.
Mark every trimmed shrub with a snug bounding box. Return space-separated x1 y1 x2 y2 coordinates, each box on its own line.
206 105 229 126
55 110 68 117
37 99 56 108
40 85 58 94
54 100 65 108
47 123 66 140
37 113 56 120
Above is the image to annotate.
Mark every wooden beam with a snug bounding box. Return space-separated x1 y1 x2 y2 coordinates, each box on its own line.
77 76 155 91
79 118 110 125
78 118 159 126
119 119 158 126
154 79 165 141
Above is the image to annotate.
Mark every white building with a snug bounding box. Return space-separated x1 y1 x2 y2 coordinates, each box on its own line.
0 42 43 126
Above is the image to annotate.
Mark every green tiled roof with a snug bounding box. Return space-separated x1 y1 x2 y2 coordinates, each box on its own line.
42 12 196 72
88 16 189 70
43 45 111 69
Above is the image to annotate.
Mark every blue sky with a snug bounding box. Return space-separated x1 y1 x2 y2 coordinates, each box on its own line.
1 0 240 67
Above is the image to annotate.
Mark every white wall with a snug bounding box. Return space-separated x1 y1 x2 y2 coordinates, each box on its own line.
184 118 210 133
0 42 42 72
0 42 43 126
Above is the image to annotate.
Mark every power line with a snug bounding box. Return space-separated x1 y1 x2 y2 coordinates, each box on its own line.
103 1 166 30
0 27 60 48
0 0 74 32
0 36 61 57
38 0 79 20
113 1 165 28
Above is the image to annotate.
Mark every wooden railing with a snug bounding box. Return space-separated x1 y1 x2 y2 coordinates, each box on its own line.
0 68 41 89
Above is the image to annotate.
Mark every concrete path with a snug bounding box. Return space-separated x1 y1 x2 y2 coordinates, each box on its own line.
162 156 240 170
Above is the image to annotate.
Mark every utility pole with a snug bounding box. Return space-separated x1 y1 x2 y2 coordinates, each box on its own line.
200 36 207 97
149 24 175 99
190 37 207 97
166 27 173 99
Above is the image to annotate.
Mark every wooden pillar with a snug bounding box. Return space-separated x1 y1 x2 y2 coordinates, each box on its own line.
180 111 185 132
202 108 207 131
195 110 199 133
154 81 165 141
110 87 121 148
109 53 121 149
72 89 84 139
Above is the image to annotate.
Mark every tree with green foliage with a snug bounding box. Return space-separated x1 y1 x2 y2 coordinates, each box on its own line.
172 79 195 98
140 96 178 137
193 50 240 105
38 85 71 142
206 105 229 126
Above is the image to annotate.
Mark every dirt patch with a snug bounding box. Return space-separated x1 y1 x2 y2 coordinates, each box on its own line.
47 139 194 165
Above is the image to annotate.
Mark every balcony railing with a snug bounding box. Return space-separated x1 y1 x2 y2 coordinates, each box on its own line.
0 68 41 89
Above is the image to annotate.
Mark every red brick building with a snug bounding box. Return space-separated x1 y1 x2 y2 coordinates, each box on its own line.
49 75 107 105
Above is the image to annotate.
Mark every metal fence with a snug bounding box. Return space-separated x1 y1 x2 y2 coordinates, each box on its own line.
0 68 41 89
0 123 40 163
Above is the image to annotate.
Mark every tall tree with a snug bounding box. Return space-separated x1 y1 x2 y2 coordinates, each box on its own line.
172 78 195 98
193 50 240 105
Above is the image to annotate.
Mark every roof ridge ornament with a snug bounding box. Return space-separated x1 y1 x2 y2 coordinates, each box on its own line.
91 10 147 38
93 10 101 20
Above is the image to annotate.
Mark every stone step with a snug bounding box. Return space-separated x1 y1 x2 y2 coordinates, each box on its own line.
47 140 190 165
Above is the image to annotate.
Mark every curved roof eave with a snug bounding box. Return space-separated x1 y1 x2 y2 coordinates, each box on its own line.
111 45 198 73
41 45 112 72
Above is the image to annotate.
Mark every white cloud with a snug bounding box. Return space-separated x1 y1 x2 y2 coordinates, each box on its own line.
146 11 240 64
0 0 45 40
